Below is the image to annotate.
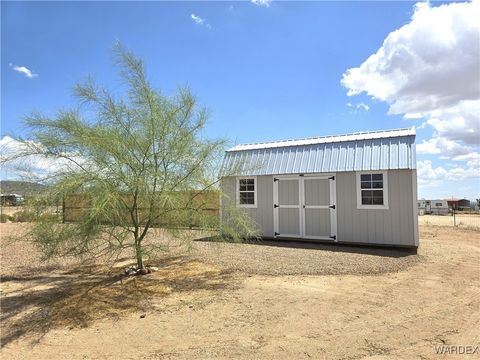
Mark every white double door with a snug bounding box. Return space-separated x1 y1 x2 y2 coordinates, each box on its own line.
273 175 337 241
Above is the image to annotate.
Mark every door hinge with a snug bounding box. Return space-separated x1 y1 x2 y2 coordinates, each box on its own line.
330 235 337 240
329 205 336 209
303 205 306 208
274 204 279 208
328 176 335 180
274 178 279 182
274 232 280 236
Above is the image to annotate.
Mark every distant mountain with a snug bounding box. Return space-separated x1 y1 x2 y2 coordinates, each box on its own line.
0 180 49 196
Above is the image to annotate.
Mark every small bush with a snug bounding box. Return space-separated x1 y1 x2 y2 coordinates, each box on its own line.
12 210 37 223
0 213 12 223
38 213 62 223
11 210 62 223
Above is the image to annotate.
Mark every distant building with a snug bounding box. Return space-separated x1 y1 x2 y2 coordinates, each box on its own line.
447 198 459 209
447 198 471 211
458 199 471 210
418 199 448 215
0 193 25 206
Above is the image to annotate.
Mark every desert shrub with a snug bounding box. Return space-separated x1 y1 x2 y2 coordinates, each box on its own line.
12 210 37 223
10 210 61 223
38 213 62 223
0 214 12 223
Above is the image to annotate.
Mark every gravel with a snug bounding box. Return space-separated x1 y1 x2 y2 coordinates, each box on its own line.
1 223 423 277
190 238 423 276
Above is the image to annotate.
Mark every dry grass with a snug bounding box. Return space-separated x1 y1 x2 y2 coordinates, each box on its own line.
418 213 480 229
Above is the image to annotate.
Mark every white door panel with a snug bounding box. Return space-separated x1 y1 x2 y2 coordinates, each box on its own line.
274 175 337 240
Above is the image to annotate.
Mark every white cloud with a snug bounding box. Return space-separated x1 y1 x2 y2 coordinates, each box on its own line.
342 2 479 111
346 102 370 111
425 100 480 146
9 63 38 78
417 159 479 187
453 152 480 170
191 14 203 25
0 136 82 180
417 160 448 185
417 137 472 157
191 14 211 28
251 0 272 7
341 1 480 187
357 103 369 111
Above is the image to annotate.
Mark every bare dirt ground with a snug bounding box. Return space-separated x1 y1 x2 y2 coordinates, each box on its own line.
1 223 479 359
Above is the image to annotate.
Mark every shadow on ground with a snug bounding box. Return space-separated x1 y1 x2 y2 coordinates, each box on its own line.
196 236 416 258
0 256 235 347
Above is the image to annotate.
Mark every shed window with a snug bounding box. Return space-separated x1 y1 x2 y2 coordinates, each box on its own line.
435 202 443 207
237 177 257 207
357 172 389 209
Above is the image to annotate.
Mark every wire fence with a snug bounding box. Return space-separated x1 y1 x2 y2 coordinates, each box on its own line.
3 204 480 231
418 213 480 230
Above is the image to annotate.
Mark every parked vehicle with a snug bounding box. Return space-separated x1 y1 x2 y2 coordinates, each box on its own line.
0 194 25 206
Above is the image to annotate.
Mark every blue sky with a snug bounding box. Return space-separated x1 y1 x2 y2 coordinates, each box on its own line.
1 1 479 199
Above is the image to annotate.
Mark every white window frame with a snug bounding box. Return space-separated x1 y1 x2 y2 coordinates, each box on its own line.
356 171 389 210
236 176 257 208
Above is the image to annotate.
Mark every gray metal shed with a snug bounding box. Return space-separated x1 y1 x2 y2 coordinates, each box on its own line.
219 127 418 248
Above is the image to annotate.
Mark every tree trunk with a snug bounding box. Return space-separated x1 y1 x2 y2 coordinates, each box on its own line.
135 238 144 269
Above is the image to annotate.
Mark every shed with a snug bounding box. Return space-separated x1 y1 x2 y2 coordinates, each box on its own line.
219 127 418 248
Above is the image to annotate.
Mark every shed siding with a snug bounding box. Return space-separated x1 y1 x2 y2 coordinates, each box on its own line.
221 175 274 237
336 170 416 246
221 169 417 247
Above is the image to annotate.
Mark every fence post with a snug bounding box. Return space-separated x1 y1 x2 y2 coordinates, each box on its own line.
453 206 456 227
62 196 65 224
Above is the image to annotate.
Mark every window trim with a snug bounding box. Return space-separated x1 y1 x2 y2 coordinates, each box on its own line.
236 176 257 208
356 171 389 210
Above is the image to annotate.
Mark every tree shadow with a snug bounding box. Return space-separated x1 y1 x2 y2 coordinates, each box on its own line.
0 256 236 347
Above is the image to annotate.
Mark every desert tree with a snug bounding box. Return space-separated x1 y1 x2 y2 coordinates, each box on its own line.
2 43 258 270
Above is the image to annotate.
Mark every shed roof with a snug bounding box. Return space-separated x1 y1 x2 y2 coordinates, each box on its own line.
220 127 416 177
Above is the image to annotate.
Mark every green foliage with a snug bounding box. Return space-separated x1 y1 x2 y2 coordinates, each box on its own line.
220 205 261 242
4 43 258 269
11 210 37 223
0 214 13 223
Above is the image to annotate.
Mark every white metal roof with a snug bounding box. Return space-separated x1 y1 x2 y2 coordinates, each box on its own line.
227 127 415 152
220 127 416 176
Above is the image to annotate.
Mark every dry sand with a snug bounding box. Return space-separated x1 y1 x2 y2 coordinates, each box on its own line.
1 223 479 359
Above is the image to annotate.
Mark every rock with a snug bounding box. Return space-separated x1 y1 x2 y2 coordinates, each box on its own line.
139 268 149 275
148 266 159 272
140 314 146 318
